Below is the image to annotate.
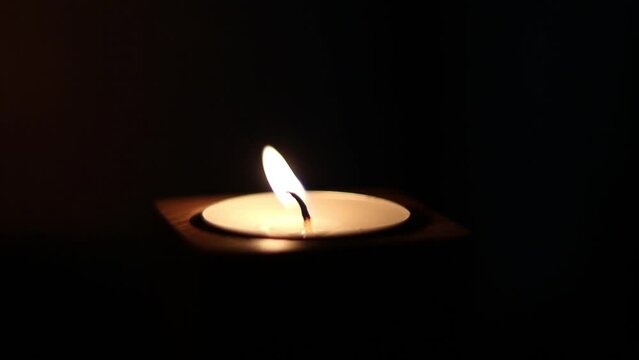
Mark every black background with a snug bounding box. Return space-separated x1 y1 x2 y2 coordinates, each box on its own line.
1 0 636 358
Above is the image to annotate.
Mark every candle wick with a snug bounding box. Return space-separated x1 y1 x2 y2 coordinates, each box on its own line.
287 192 312 234
287 191 311 221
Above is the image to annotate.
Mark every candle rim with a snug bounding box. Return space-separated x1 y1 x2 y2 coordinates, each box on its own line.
202 190 411 240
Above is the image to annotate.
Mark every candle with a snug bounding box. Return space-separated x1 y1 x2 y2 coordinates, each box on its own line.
202 145 410 239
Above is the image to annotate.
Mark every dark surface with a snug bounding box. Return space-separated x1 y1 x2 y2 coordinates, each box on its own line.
156 218 471 359
1 0 636 358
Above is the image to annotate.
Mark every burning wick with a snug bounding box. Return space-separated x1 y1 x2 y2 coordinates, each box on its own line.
287 191 312 235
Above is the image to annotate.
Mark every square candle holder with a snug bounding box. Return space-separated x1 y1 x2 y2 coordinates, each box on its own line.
154 188 469 255
153 189 471 358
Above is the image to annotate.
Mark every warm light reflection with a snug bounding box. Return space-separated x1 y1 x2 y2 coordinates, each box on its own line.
262 145 307 209
254 239 300 253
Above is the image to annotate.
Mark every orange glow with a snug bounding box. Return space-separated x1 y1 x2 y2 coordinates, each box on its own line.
254 239 300 253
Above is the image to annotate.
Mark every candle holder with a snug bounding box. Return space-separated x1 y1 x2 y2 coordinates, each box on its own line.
154 189 469 255
153 189 471 357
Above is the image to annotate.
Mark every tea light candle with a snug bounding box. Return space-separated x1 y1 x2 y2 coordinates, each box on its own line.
202 146 410 239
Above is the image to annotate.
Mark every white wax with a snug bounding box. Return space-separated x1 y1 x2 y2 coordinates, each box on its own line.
202 191 410 239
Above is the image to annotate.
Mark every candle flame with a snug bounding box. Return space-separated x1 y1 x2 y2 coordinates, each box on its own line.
262 145 307 209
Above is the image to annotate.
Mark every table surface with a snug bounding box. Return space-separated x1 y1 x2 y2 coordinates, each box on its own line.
154 189 469 255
